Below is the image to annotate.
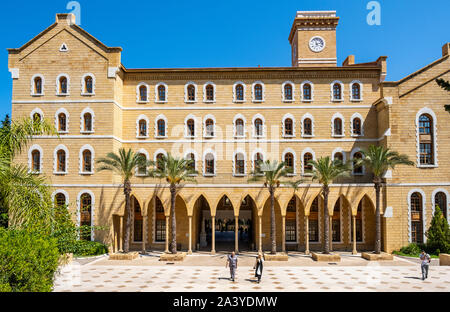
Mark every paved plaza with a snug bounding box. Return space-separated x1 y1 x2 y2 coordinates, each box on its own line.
53 252 450 292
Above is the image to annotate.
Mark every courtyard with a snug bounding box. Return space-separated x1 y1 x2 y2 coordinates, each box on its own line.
54 252 450 292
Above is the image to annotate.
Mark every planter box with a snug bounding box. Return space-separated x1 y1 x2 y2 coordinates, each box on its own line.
109 252 139 260
439 253 450 266
160 252 187 261
311 252 341 262
362 252 394 261
263 253 288 261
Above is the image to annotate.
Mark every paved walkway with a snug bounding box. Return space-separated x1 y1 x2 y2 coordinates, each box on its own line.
53 253 450 292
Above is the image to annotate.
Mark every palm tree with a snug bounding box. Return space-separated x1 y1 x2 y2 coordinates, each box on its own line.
309 156 351 254
248 160 302 254
0 115 56 231
358 145 413 254
148 153 197 254
96 148 148 253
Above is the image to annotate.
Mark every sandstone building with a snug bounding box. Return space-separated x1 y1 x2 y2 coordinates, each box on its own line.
8 11 450 254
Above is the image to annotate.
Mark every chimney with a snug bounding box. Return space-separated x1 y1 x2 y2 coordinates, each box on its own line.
55 13 76 26
442 43 450 57
343 55 355 66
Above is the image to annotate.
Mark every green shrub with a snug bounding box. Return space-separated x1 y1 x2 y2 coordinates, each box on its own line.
0 228 60 292
425 206 450 254
399 243 422 255
71 240 108 257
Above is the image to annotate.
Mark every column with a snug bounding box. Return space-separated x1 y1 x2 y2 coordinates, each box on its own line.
142 214 147 254
329 216 333 252
282 216 286 253
165 216 170 253
258 215 262 253
119 216 124 252
188 216 193 254
235 216 239 253
352 215 357 255
211 216 216 254
305 216 310 255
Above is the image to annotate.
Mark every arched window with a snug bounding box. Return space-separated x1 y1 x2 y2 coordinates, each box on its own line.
332 83 342 101
84 76 93 94
303 152 313 174
303 118 312 136
334 118 343 136
286 197 296 242
205 119 214 137
155 197 165 242
187 153 196 171
133 197 143 242
34 76 43 95
59 76 68 94
32 113 42 124
284 152 294 172
31 149 41 172
205 84 214 102
139 85 148 102
205 153 215 175
410 192 423 243
309 197 319 242
55 193 66 209
82 150 92 173
253 83 263 101
156 153 165 170
58 113 67 132
235 118 244 137
80 193 92 241
157 84 166 102
234 153 245 175
138 119 147 137
254 118 263 137
235 84 244 101
352 83 361 100
435 192 447 220
56 150 66 173
303 83 312 101
186 119 195 137
352 117 362 136
137 153 147 175
284 84 293 101
157 119 166 137
187 84 196 102
353 152 363 175
83 113 93 132
254 153 263 173
332 198 341 242
284 118 293 136
418 114 434 165
334 152 344 163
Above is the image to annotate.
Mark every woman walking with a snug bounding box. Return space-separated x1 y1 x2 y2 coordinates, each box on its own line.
254 253 264 283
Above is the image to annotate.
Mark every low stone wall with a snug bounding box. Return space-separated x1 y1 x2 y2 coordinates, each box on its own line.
109 252 139 260
311 252 341 262
362 252 394 261
160 252 187 261
439 253 450 266
263 253 288 261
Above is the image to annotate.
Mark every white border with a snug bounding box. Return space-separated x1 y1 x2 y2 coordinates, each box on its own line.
282 148 297 176
251 148 266 173
233 114 247 138
155 82 168 103
301 113 315 137
154 114 168 138
184 82 198 103
184 114 198 138
350 112 364 137
203 82 216 103
281 81 295 102
350 147 365 176
136 114 149 138
331 80 344 102
81 73 96 96
79 144 95 175
136 82 150 103
233 81 246 103
300 81 314 102
55 108 69 134
232 148 247 177
184 149 198 175
203 148 217 177
350 80 363 102
54 144 69 175
30 74 44 96
332 147 347 162
282 113 296 138
407 189 427 244
301 147 315 176
415 107 438 168
80 107 95 133
331 112 345 137
56 73 70 96
52 189 69 207
135 148 150 176
252 81 265 102
203 114 216 138
28 144 43 174
431 188 450 224
252 114 266 138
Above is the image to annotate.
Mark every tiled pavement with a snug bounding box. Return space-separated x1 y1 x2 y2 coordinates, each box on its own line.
54 254 450 292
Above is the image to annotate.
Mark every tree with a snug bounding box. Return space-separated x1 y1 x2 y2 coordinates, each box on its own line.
309 156 351 254
248 160 302 254
96 148 148 253
436 78 450 112
148 154 197 254
425 206 450 254
358 145 413 254
0 115 56 232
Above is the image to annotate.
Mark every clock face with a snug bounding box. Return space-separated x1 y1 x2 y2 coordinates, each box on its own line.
309 36 325 52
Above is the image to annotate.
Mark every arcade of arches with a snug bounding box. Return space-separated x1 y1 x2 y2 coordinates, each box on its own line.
110 188 377 254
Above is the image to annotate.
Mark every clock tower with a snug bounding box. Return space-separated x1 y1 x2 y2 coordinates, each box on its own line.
288 11 339 67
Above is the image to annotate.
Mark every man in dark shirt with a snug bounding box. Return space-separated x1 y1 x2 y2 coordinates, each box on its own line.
226 251 238 282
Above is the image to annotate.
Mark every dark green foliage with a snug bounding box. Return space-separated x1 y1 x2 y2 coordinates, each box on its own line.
425 206 450 254
436 79 450 112
399 243 422 255
0 228 60 292
70 240 108 257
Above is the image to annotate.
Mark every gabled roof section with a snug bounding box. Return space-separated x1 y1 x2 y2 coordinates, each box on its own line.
7 13 122 54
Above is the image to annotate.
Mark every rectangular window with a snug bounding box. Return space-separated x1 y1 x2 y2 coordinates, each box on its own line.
155 219 166 242
285 220 296 242
419 143 432 164
309 219 319 242
332 220 340 242
411 221 423 243
134 219 143 242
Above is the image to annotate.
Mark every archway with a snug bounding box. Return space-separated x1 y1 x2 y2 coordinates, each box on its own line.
237 195 258 251
192 195 212 251
213 195 236 251
351 195 376 251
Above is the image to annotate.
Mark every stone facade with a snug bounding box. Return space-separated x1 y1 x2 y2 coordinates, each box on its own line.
8 12 450 254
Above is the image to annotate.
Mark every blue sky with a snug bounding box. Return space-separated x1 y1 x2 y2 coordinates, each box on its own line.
1 0 449 118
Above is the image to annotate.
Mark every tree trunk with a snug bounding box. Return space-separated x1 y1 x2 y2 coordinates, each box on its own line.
270 187 276 254
123 180 132 253
170 184 177 254
374 180 382 254
323 185 330 254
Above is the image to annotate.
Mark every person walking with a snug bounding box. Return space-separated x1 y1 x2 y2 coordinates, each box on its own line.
226 251 238 282
419 250 431 280
253 253 264 283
